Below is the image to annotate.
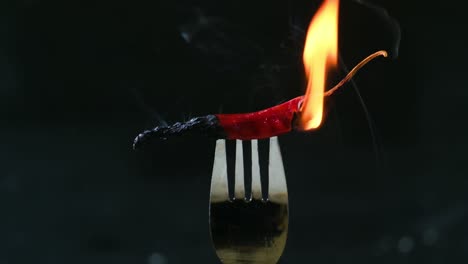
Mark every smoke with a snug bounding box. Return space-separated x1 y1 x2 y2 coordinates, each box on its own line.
352 0 401 59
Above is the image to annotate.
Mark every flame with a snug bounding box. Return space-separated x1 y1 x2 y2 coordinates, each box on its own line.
299 0 339 130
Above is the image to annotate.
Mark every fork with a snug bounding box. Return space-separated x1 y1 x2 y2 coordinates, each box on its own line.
209 137 289 264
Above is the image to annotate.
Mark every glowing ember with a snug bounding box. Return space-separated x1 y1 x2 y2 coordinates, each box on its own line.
299 0 339 130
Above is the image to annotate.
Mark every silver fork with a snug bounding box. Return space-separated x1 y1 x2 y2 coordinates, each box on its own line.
209 137 289 264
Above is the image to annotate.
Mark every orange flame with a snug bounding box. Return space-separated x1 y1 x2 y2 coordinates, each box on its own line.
299 0 339 130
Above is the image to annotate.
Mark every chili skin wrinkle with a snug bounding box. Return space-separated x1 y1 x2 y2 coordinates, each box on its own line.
216 96 303 140
133 96 304 149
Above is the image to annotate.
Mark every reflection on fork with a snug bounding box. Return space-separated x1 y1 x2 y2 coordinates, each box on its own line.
209 137 289 264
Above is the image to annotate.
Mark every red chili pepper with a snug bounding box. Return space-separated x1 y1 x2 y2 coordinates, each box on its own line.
215 96 304 140
133 96 304 149
133 51 387 149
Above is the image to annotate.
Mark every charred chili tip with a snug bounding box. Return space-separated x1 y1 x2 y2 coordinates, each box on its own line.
132 130 151 150
132 115 225 150
132 132 148 150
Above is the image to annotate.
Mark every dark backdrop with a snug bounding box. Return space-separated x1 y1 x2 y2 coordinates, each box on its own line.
3 0 467 263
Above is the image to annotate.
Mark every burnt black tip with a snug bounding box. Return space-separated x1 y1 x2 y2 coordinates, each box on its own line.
133 132 147 150
131 115 225 150
133 132 169 150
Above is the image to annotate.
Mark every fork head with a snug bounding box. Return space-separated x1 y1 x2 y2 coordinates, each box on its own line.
209 137 288 264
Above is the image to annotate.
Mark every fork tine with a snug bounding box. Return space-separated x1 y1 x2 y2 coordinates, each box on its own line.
268 136 288 203
210 137 289 263
210 139 229 203
234 140 245 200
251 139 262 200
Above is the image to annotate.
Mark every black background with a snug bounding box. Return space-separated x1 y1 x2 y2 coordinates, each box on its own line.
3 0 468 263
